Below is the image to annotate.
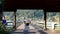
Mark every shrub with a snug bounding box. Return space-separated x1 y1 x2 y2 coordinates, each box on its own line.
0 21 10 34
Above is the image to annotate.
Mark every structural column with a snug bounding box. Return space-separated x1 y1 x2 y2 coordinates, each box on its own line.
44 9 47 30
14 10 16 30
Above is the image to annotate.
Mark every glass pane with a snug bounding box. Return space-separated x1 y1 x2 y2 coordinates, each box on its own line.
3 11 14 28
46 12 60 29
16 9 44 21
16 9 44 29
3 11 14 22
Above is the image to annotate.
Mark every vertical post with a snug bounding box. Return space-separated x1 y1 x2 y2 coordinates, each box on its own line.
14 11 16 30
0 1 2 21
0 12 2 21
43 0 47 30
44 9 47 30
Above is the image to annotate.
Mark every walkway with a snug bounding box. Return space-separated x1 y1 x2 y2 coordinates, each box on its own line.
12 23 60 34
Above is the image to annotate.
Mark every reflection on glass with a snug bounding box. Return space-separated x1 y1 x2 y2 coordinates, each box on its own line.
46 12 60 29
16 9 44 29
3 11 14 28
16 9 44 22
3 12 14 22
47 12 59 22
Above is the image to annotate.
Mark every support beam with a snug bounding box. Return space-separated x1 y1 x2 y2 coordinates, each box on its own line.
0 2 3 21
14 11 16 30
44 9 47 30
0 12 2 21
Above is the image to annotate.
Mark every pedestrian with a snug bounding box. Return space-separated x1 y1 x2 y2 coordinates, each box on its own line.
2 16 7 30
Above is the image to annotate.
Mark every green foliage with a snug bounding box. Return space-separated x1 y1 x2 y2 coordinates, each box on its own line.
0 21 10 34
47 12 60 22
16 10 44 20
